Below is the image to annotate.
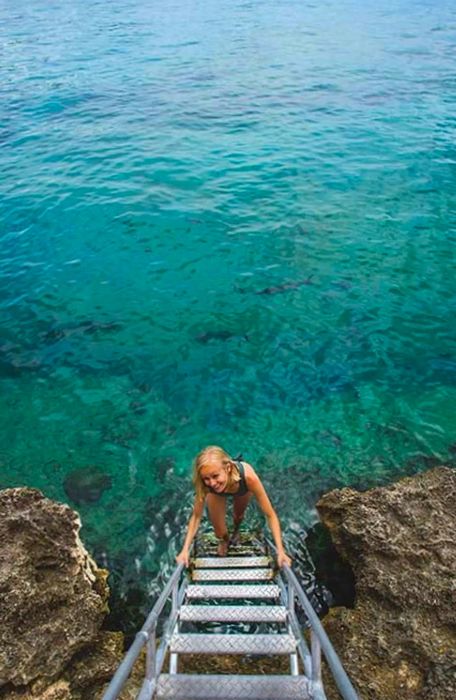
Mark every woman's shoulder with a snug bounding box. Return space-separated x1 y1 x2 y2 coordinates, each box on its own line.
241 461 260 486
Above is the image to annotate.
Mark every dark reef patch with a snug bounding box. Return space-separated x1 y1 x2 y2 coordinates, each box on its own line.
63 467 112 506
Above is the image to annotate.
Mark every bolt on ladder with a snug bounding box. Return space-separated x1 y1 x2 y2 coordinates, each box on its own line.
102 534 359 700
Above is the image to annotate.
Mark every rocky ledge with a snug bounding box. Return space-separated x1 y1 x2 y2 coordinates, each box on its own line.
317 466 456 700
0 488 123 700
1 468 455 700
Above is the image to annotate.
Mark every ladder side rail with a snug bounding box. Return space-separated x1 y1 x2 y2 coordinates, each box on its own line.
137 677 155 700
287 601 313 678
102 563 184 700
310 631 328 700
276 572 289 607
154 601 180 677
143 563 184 633
155 579 188 679
136 628 158 700
170 576 187 674
146 628 157 682
275 557 313 676
265 538 359 700
311 631 322 683
288 583 299 676
282 565 359 700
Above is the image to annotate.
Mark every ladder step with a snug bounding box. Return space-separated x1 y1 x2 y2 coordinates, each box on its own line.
204 546 256 555
192 568 273 581
170 633 296 655
186 584 280 599
156 674 310 699
193 556 270 568
180 604 288 623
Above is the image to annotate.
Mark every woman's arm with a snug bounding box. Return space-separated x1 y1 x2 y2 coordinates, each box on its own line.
244 464 292 568
176 496 205 567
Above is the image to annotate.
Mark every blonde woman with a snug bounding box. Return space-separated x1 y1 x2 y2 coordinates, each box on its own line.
176 445 292 568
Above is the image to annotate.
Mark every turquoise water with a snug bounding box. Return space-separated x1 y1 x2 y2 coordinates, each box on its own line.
1 0 456 613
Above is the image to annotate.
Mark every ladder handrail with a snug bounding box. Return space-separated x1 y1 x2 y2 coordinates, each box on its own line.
265 537 359 700
102 563 184 700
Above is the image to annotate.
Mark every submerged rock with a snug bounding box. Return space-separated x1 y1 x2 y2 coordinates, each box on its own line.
194 330 249 344
254 277 314 295
0 488 122 698
63 467 112 505
41 320 122 344
317 467 456 700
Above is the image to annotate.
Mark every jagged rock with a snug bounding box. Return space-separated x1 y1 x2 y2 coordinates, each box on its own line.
94 650 146 700
0 488 123 697
2 679 72 700
66 631 124 698
317 467 456 700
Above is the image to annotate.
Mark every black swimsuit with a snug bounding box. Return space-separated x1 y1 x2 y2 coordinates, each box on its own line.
208 461 249 498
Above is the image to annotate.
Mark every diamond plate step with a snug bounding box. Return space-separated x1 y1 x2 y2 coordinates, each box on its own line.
179 604 288 623
203 546 258 555
192 568 273 581
193 556 270 568
186 584 280 599
170 632 296 655
156 674 310 699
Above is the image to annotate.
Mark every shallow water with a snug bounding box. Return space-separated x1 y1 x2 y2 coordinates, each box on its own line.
1 0 455 614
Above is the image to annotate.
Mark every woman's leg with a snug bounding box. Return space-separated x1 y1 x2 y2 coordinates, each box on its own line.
206 493 229 555
232 493 252 542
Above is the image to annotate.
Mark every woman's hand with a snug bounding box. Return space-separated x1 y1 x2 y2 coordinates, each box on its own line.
176 549 190 567
277 551 292 568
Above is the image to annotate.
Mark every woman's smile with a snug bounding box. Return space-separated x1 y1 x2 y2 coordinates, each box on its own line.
200 465 228 492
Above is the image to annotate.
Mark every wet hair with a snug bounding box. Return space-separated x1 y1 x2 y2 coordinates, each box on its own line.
192 445 240 500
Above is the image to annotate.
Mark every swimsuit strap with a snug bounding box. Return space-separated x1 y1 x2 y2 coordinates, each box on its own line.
234 460 248 496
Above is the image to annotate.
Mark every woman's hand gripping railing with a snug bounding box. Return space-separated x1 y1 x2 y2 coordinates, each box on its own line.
265 537 359 700
102 563 185 700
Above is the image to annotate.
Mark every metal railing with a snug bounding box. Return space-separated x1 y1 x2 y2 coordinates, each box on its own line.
265 537 359 700
102 563 185 700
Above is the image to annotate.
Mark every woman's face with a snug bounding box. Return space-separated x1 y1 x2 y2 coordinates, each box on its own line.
200 460 229 493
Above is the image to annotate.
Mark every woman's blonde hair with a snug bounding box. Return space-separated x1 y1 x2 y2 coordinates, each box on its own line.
192 445 240 500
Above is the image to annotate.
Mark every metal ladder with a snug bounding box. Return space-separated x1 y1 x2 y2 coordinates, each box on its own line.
158 536 308 699
102 535 359 700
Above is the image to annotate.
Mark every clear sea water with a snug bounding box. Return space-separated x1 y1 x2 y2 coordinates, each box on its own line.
1 0 455 617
